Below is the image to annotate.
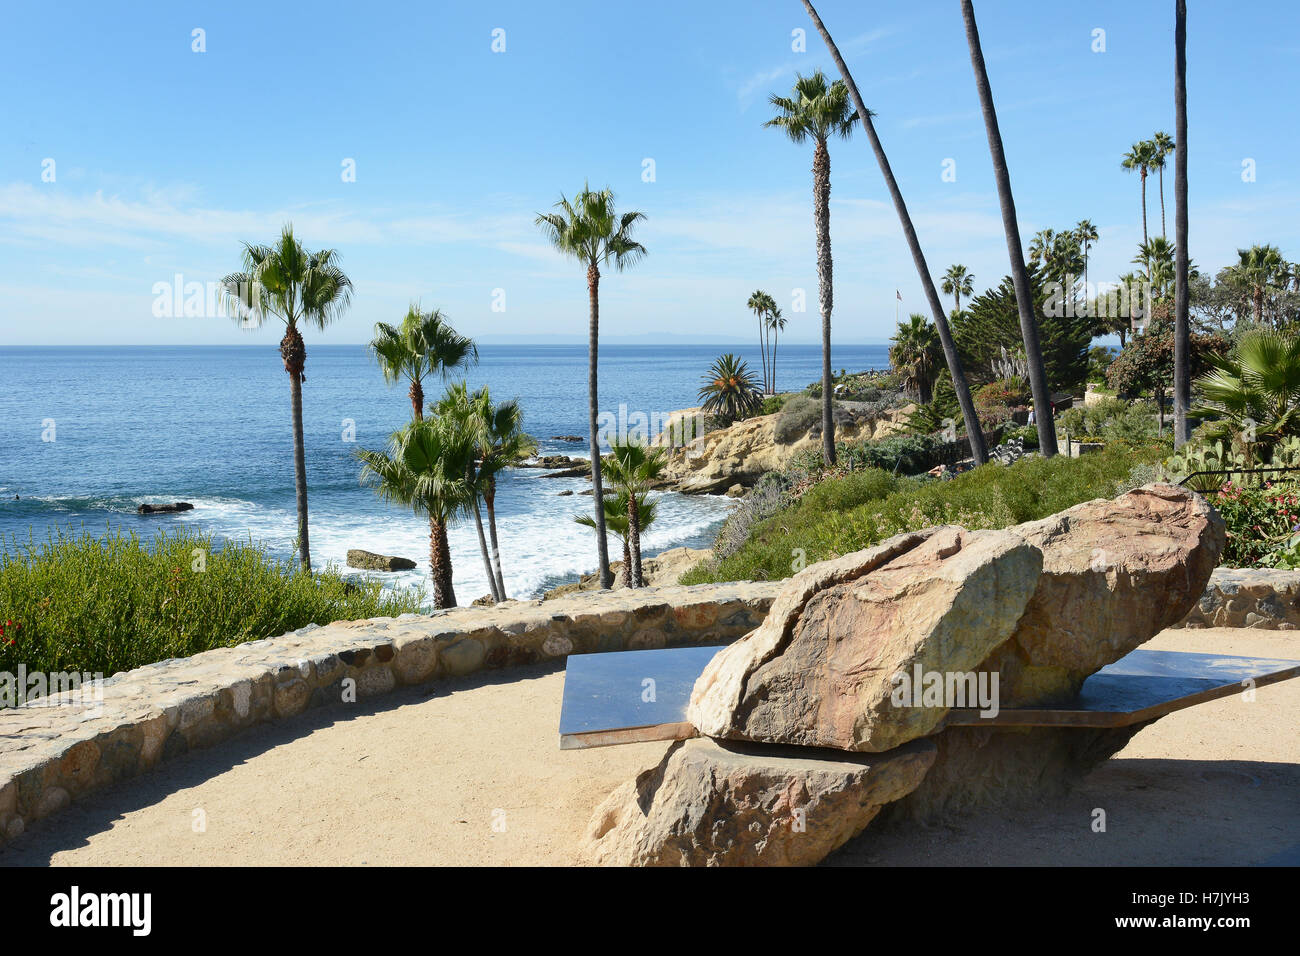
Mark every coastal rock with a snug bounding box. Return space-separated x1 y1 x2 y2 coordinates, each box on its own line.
983 483 1227 705
688 527 1043 752
657 406 911 494
542 547 710 599
346 549 417 572
137 502 194 514
551 435 584 443
579 736 936 866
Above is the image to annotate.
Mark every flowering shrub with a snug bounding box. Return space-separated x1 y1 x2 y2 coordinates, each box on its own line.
1211 481 1300 567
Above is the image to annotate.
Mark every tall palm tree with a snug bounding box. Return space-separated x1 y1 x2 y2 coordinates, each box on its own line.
890 313 940 403
940 264 975 315
1134 237 1179 298
767 305 787 392
574 491 658 589
433 383 500 602
1173 6 1190 448
475 391 535 600
603 439 667 587
961 0 1059 457
1027 228 1057 266
536 185 646 589
1075 219 1099 293
747 289 775 392
355 416 476 609
370 304 477 421
1122 140 1156 268
1232 244 1287 327
765 70 858 466
222 224 353 571
698 353 763 421
1150 131 1175 240
799 0 987 465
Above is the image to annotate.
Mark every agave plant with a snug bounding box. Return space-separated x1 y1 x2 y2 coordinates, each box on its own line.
698 353 763 422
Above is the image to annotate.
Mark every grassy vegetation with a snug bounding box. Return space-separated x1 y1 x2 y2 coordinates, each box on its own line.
682 445 1162 584
0 527 423 678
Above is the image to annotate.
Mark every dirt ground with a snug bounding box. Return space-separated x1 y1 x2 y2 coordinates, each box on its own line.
2 627 1296 867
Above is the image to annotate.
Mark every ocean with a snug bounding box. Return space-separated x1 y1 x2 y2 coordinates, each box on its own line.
0 343 890 602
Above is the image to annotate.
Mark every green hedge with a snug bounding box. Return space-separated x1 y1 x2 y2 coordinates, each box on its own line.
0 527 423 680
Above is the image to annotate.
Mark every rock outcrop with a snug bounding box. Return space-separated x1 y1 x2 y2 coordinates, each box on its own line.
542 547 709 599
580 736 935 867
688 527 1043 752
346 550 417 572
137 502 194 514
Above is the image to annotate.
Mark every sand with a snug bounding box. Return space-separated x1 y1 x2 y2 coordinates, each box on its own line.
2 627 1296 867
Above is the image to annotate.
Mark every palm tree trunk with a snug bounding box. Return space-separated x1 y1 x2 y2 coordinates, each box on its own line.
621 537 632 588
771 328 779 393
628 495 643 588
813 138 836 466
586 264 613 588
409 378 424 421
1141 171 1150 256
961 0 1059 458
801 0 987 465
470 494 499 602
757 313 770 393
281 324 312 571
1173 0 1191 449
1159 166 1167 239
428 517 457 609
484 476 507 599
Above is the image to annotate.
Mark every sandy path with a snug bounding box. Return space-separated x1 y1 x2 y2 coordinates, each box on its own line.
2 628 1296 867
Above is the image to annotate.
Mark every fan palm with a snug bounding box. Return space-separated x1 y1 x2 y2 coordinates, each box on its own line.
961 0 1059 457
1075 219 1099 293
602 439 667 587
433 382 500 602
1194 330 1300 461
890 313 940 404
574 491 658 589
535 185 646 588
767 305 788 392
355 416 476 609
799 0 987 465
940 264 974 315
1230 244 1288 327
765 70 858 465
370 304 477 421
474 390 536 599
1122 140 1157 264
222 223 353 571
699 353 763 422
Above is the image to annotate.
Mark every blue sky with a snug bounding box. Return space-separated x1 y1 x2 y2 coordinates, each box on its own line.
2 0 1297 345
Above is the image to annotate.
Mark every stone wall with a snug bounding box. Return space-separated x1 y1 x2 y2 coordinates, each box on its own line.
1174 567 1300 630
0 582 778 847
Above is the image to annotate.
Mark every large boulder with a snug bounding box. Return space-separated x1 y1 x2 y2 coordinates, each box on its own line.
984 483 1226 705
688 526 1043 752
137 502 194 514
346 549 416 572
579 736 936 866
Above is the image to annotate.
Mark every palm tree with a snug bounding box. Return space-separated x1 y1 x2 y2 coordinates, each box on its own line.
961 0 1059 458
1173 5 1190 448
941 264 975 315
222 224 353 571
767 305 787 392
1122 140 1157 267
747 290 775 392
1150 131 1175 240
1195 329 1300 461
698 353 763 421
355 416 476 609
536 185 647 589
765 70 858 466
433 382 500 602
890 313 940 403
574 491 658 589
602 439 668 587
1075 219 1099 293
475 391 535 600
369 304 477 421
799 0 987 465
1134 237 1178 298
1027 229 1057 267
1231 244 1287 327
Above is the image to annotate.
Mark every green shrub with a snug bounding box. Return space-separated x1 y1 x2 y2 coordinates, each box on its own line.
838 433 948 475
1006 425 1040 448
682 445 1158 585
774 393 823 444
756 393 790 417
0 527 423 683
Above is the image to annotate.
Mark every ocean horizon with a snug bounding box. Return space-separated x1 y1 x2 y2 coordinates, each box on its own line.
2 342 890 602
